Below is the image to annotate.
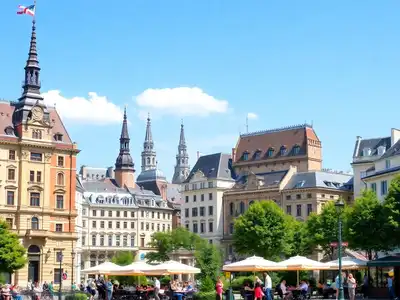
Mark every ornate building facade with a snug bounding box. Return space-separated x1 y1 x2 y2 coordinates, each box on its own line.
0 21 79 287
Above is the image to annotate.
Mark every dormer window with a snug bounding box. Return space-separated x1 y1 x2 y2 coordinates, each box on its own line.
363 148 372 156
242 151 249 161
377 146 386 156
54 133 63 141
293 145 300 155
254 150 261 160
267 148 274 157
280 146 287 156
5 126 14 136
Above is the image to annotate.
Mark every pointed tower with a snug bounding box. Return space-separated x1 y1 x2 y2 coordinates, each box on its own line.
141 113 157 171
172 122 190 184
114 108 136 188
12 20 51 137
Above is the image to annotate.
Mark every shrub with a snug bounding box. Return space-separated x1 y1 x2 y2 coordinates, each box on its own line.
65 293 88 300
193 291 215 300
160 276 171 285
231 276 254 290
200 276 215 292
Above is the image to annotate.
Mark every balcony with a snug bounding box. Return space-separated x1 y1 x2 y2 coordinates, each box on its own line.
48 231 78 240
25 229 48 239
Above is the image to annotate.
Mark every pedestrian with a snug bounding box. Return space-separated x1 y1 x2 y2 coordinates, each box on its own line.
106 279 113 300
263 272 272 300
154 277 160 300
215 277 223 300
347 273 356 300
386 273 397 300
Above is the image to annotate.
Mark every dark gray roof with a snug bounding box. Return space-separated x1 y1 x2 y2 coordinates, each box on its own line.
363 165 400 180
380 139 400 159
184 153 234 183
353 137 391 158
82 179 128 194
76 175 85 193
137 168 167 183
284 171 353 191
236 170 288 187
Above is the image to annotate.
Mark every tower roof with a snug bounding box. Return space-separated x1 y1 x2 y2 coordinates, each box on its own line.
115 108 134 171
144 113 154 147
120 107 129 140
179 121 186 147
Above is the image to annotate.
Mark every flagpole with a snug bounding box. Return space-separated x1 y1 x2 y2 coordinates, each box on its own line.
33 0 37 23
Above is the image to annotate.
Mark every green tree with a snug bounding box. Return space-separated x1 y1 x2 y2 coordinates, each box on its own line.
383 175 400 248
284 216 313 257
195 243 222 284
305 201 346 260
110 251 147 285
0 219 27 274
233 200 288 259
345 190 388 259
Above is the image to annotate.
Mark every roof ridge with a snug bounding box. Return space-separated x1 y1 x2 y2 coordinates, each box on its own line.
359 136 391 141
240 123 312 138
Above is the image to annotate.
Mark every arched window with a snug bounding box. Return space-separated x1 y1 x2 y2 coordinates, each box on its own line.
28 245 40 253
57 173 64 185
229 203 234 216
239 201 245 214
31 217 39 230
147 157 150 164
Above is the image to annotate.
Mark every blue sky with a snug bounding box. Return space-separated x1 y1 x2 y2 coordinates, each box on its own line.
1 0 400 179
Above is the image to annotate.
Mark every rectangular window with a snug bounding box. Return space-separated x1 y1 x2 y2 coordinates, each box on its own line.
123 236 127 247
82 208 87 215
307 193 312 199
56 195 64 209
386 160 391 169
151 211 155 218
124 211 127 218
30 170 35 182
208 206 213 216
307 204 313 216
108 221 112 228
54 268 63 284
185 208 189 218
229 223 234 234
82 235 86 246
92 235 96 246
100 235 104 246
57 156 64 167
296 204 302 217
8 169 15 181
192 207 198 217
193 223 198 233
131 237 135 247
131 211 135 218
208 181 213 188
92 210 97 217
100 210 105 217
6 218 13 228
82 220 86 228
7 191 15 205
108 211 112 217
116 236 120 247
36 171 41 183
108 235 112 246
30 192 40 206
92 221 96 228
208 222 213 232
371 183 377 193
381 180 388 195
30 152 43 162
117 211 120 217
141 222 144 230
9 150 16 160
200 222 205 233
286 205 292 215
116 222 120 229
200 207 205 217
100 221 105 229
193 195 197 202
131 222 135 229
185 224 189 230
209 193 213 200
55 224 63 232
201 194 204 201
296 194 301 200
140 237 145 247
286 195 291 200
201 182 206 189
124 222 127 229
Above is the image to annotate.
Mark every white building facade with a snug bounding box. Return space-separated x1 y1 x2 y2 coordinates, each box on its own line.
351 128 400 199
181 153 234 245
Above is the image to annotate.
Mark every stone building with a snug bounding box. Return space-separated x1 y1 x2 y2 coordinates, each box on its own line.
351 128 400 199
0 21 79 287
172 123 190 184
181 153 235 245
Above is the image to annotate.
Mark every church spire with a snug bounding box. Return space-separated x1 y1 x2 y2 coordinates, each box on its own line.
115 108 134 171
141 113 157 171
13 15 50 128
172 122 190 184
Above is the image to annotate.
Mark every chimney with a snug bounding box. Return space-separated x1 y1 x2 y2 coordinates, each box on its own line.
356 136 362 141
391 128 400 146
197 151 200 160
232 148 236 162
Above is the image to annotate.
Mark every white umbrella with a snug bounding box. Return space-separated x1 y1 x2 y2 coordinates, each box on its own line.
109 261 155 275
276 256 330 284
223 256 281 272
81 262 120 275
145 260 200 275
327 257 368 270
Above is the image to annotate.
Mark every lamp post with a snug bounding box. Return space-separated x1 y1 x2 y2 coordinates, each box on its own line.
58 252 64 295
335 199 345 300
71 250 76 289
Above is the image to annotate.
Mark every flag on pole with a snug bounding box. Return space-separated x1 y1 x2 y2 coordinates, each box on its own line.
17 4 35 16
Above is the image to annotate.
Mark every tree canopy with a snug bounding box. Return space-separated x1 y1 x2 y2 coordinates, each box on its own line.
383 175 400 248
345 190 389 259
232 200 291 259
0 219 27 274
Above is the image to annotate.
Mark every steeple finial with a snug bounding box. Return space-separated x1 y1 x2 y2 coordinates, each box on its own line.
120 107 129 139
141 112 156 172
115 109 134 171
172 123 190 184
179 121 186 146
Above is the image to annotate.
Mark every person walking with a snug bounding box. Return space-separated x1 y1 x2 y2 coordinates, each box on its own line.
154 277 160 300
215 277 223 300
347 273 356 300
106 279 113 300
263 272 272 300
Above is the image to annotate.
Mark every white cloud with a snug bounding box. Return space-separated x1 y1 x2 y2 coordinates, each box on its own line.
247 112 258 120
135 87 229 117
42 90 124 125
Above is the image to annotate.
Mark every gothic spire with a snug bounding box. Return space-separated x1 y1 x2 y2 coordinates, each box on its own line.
141 113 157 172
13 17 50 127
172 122 190 184
115 108 134 171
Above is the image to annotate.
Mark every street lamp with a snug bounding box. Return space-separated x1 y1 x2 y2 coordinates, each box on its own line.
71 250 76 288
335 198 345 300
58 252 64 294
